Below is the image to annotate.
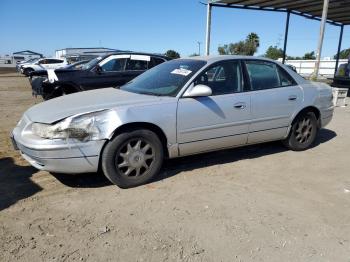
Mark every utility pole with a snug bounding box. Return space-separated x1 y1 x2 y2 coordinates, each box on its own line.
314 0 329 78
282 11 290 64
197 41 202 56
205 2 212 55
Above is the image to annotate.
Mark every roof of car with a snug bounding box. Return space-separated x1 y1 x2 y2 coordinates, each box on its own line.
104 51 170 60
182 55 308 85
183 55 276 64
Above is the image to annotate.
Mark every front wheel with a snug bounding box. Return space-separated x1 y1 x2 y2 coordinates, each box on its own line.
101 129 164 188
283 111 318 151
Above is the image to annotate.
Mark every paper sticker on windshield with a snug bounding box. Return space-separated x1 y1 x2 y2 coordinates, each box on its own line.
171 68 192 76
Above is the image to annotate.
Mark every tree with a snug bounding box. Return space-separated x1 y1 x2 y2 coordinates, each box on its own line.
287 55 302 60
217 32 260 56
164 50 180 59
333 48 350 59
189 53 199 57
264 45 284 60
246 32 260 49
218 44 230 55
303 51 316 60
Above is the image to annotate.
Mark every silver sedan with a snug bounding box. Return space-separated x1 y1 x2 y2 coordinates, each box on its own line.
12 56 334 188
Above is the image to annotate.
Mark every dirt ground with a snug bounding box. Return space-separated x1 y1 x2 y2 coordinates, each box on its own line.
0 73 350 262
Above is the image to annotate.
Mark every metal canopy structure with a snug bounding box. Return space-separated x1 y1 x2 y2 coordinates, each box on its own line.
205 0 350 77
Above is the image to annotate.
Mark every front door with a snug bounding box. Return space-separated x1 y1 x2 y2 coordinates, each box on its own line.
244 60 303 144
177 60 251 156
80 55 129 90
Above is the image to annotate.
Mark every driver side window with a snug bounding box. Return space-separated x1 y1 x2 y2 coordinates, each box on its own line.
100 58 126 72
194 61 243 96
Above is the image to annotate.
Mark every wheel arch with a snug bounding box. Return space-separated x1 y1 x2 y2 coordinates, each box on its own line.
292 106 321 128
24 67 34 74
107 122 169 158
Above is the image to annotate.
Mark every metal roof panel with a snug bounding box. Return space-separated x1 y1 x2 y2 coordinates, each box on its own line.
210 0 350 25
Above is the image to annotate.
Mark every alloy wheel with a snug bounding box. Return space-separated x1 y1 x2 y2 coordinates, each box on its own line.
294 116 313 144
115 139 155 177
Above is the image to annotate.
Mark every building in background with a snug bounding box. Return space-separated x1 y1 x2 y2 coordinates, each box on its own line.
55 47 120 63
12 50 43 62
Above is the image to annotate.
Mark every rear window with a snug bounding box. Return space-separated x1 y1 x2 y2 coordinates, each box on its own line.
125 59 148 71
245 60 295 90
149 57 166 68
46 59 63 64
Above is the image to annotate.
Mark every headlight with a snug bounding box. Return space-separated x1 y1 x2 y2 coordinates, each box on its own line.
32 110 120 141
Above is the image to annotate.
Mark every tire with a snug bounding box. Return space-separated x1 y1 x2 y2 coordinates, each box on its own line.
283 111 318 151
101 129 164 188
23 68 34 76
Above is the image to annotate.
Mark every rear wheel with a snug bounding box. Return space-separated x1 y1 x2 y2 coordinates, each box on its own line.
101 129 164 188
283 111 318 151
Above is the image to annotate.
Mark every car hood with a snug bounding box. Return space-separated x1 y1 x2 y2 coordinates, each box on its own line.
25 88 164 124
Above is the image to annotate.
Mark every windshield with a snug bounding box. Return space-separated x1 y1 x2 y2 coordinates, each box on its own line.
120 59 206 96
23 58 38 64
65 60 89 70
81 56 103 70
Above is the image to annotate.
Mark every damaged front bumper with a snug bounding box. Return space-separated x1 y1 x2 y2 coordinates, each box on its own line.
11 116 105 174
30 76 57 97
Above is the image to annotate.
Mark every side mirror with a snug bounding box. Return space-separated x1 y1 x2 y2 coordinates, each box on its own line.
183 84 212 98
95 65 102 74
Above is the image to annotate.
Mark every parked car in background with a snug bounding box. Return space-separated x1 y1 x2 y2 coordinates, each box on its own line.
29 52 169 100
30 60 91 97
16 58 40 72
12 56 334 188
21 58 67 76
31 59 90 75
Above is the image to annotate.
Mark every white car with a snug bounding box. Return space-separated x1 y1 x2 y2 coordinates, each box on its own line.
16 58 40 72
21 58 67 76
12 56 334 188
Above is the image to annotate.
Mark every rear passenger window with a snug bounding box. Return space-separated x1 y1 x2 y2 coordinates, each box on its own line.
245 61 295 90
150 57 165 68
125 59 148 71
194 60 242 96
278 67 295 86
46 59 55 64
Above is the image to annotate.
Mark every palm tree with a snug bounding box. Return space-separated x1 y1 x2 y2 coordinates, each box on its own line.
246 32 260 48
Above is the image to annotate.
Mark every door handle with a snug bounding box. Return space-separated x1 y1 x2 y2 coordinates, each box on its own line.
288 95 297 101
234 102 246 109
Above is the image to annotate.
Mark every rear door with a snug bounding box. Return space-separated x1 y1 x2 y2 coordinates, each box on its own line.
38 59 49 69
177 60 251 156
243 60 303 144
49 59 65 69
121 55 151 84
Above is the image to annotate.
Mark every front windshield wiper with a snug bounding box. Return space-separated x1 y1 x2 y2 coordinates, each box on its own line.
137 91 163 96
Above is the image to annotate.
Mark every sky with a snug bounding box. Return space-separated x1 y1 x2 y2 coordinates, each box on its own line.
1 0 349 58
